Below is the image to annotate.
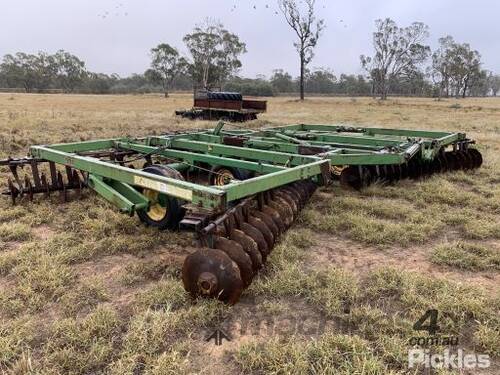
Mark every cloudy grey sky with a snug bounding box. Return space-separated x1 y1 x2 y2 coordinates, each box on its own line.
1 0 498 78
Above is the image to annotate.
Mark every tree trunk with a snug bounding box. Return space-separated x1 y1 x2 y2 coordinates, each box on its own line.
381 77 388 100
300 52 305 100
163 81 169 98
462 77 468 99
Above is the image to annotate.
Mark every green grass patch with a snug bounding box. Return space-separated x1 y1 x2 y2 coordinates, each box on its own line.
136 278 188 311
363 267 494 333
0 318 36 369
60 278 110 316
0 222 31 242
431 241 500 271
0 243 74 315
233 333 394 374
44 305 120 374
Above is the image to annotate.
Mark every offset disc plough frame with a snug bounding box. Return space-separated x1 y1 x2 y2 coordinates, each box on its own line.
0 122 482 303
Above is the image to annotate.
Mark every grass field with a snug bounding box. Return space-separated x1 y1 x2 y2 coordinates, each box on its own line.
0 93 498 374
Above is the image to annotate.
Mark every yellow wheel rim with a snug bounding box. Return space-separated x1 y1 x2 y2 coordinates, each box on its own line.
143 189 168 221
213 169 234 186
331 165 347 176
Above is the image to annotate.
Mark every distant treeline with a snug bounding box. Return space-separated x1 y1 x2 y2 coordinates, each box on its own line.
1 17 499 99
0 52 443 97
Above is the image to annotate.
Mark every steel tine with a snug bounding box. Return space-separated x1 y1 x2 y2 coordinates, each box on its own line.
49 161 58 189
65 166 74 188
72 170 82 199
9 164 24 190
40 173 50 197
57 171 67 203
24 176 33 201
7 178 18 205
30 159 42 189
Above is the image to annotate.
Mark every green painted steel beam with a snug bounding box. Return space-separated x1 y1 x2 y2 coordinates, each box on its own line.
114 141 286 173
88 175 144 215
29 145 227 211
220 160 329 201
49 139 120 152
106 179 150 209
149 137 320 166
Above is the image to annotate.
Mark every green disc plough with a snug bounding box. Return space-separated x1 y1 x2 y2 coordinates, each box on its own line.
1 122 482 303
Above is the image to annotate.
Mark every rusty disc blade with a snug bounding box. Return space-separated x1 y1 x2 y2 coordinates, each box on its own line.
182 248 243 304
250 209 279 240
408 160 423 179
291 182 308 204
282 186 303 208
240 222 269 259
269 197 294 227
430 157 442 174
275 190 298 217
214 236 254 287
399 163 409 179
453 151 467 170
459 150 474 170
230 229 263 271
248 216 274 249
437 154 448 172
262 205 285 234
340 166 363 190
444 152 457 171
300 180 316 196
467 148 483 169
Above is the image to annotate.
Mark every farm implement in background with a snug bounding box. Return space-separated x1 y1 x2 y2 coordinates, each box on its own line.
0 122 483 303
175 90 267 122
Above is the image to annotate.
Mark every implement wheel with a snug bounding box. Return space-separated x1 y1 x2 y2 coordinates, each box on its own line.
137 165 185 230
210 166 252 186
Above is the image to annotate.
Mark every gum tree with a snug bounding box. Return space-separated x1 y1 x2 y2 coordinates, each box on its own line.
361 18 430 99
278 0 325 100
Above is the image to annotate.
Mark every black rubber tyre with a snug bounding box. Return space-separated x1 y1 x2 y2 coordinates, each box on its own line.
136 165 185 230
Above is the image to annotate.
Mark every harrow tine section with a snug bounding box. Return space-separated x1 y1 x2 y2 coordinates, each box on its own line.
1 158 88 204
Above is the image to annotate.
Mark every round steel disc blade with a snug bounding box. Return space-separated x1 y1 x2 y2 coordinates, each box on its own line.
240 222 270 258
394 164 403 181
444 152 457 170
430 157 442 174
281 186 303 208
373 165 386 182
410 160 423 179
272 196 294 227
437 154 448 172
250 209 280 240
275 190 299 216
400 163 409 179
262 205 285 234
459 151 473 170
182 248 243 304
468 148 483 168
248 216 274 249
384 165 396 182
340 167 363 190
301 180 317 196
214 236 254 287
229 229 263 271
453 151 466 170
421 161 432 177
292 182 309 203
362 166 373 186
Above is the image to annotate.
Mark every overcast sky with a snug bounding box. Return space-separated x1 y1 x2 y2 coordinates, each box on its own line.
1 0 498 78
